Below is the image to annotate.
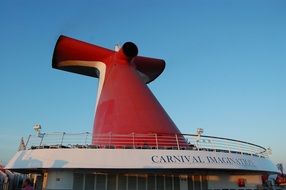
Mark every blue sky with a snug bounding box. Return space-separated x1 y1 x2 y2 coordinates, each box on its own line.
0 0 285 169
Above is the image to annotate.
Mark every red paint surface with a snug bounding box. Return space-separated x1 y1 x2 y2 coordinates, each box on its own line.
52 36 187 147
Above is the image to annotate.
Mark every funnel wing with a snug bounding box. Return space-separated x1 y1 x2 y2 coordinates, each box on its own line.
132 56 165 83
52 35 114 78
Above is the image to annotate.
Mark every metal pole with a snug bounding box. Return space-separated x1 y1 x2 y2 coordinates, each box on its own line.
26 134 31 148
39 133 45 146
109 132 112 147
84 132 89 145
132 132 135 149
175 134 180 150
155 134 159 149
60 132 65 146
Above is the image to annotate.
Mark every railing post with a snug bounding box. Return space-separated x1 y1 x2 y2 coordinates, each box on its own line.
225 140 231 153
210 139 215 151
132 133 135 149
196 137 200 151
109 132 112 147
60 132 65 146
84 132 89 145
26 134 31 148
155 134 159 149
39 133 45 146
175 134 180 150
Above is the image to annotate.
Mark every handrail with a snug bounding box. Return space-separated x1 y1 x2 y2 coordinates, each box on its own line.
182 134 266 151
23 132 269 158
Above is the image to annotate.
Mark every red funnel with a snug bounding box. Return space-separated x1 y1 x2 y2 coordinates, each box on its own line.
52 36 187 148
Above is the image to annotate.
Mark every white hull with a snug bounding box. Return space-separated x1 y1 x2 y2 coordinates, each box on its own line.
6 148 277 173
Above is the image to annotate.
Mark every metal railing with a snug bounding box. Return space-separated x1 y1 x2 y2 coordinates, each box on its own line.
23 132 269 157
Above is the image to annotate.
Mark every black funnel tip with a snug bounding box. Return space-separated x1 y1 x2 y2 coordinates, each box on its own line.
122 42 138 58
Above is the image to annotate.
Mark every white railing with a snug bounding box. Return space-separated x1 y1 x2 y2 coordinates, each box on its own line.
23 132 269 158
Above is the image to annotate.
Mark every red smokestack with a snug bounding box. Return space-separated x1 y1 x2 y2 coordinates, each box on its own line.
52 35 187 148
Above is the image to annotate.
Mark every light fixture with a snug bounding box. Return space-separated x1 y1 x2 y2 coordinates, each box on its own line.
195 128 204 146
196 128 204 135
33 124 44 138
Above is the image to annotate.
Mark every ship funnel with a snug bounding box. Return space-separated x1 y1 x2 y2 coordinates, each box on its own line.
52 35 187 148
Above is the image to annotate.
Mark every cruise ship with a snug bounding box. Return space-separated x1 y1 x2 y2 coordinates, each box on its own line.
4 35 280 190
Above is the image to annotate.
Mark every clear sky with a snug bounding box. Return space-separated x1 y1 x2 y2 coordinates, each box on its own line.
0 0 285 170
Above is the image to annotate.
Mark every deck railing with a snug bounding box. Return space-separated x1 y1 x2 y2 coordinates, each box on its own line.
23 132 269 157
